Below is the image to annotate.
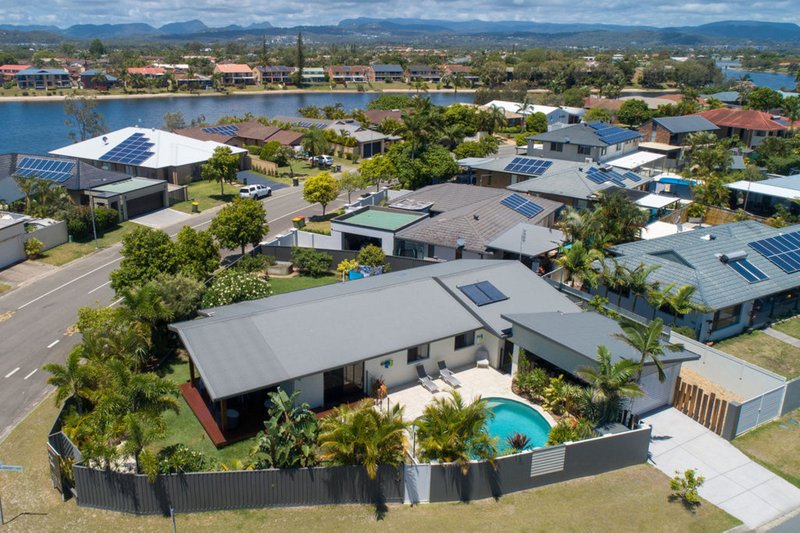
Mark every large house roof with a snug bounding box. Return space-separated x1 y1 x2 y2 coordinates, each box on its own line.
392 183 562 254
50 127 247 169
726 174 800 200
371 64 404 73
16 68 68 76
696 108 795 132
608 220 800 309
529 122 642 147
127 67 165 75
652 116 720 134
215 63 253 73
170 260 580 401
175 121 303 146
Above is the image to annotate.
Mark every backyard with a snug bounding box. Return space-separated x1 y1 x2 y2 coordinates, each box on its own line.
0 392 739 532
734 408 800 488
270 273 338 295
714 330 800 378
34 221 139 267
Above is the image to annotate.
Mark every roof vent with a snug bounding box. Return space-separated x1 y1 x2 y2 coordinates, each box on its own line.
564 136 571 144
102 136 108 144
700 234 717 241
720 250 747 263
473 214 479 221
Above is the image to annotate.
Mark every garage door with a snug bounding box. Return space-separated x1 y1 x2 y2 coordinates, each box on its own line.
126 193 164 218
634 364 679 415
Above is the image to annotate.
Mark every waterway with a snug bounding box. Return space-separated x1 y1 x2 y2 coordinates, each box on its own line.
717 61 797 92
0 91 472 155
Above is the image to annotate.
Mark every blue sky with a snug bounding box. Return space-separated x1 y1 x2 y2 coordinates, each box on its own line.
5 1 799 28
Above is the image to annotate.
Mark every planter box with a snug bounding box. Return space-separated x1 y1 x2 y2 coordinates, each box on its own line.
267 261 293 276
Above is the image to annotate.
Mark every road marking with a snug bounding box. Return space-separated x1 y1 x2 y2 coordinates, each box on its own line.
18 257 122 310
5 367 20 378
24 369 37 380
88 281 111 294
47 339 60 349
107 297 123 308
0 310 13 322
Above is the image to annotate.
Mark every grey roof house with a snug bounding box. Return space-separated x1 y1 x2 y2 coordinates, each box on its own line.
638 116 720 169
527 122 642 164
727 174 800 218
601 220 800 341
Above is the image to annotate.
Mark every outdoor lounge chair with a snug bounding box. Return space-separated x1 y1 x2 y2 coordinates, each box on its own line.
416 364 440 394
437 360 462 388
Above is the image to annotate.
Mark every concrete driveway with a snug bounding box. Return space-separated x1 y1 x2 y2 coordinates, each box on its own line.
643 407 800 530
130 208 192 229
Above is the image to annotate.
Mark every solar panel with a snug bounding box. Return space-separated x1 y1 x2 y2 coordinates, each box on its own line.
727 259 769 284
202 125 239 135
459 281 509 307
503 157 553 176
623 171 642 183
16 156 75 183
749 231 800 274
500 193 544 218
99 133 155 166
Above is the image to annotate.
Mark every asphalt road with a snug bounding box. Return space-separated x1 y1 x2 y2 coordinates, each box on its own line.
0 184 355 443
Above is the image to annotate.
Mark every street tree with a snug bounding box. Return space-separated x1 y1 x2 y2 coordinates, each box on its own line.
303 172 340 215
358 153 396 191
175 226 220 280
64 95 107 142
338 171 366 203
201 146 240 197
209 198 269 255
110 227 178 293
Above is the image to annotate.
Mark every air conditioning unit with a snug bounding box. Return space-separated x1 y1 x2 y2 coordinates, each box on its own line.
584 157 593 164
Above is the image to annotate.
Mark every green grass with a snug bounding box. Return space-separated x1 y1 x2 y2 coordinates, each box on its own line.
172 179 239 213
0 282 11 295
0 391 740 532
270 273 339 295
276 156 352 179
715 330 800 378
734 408 800 488
772 316 800 340
35 221 139 267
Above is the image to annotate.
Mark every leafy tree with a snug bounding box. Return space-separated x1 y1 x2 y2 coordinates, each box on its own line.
163 111 186 131
303 172 340 215
584 107 612 123
209 198 269 255
338 171 366 203
64 96 107 142
670 469 705 507
367 94 414 110
110 227 178 292
291 247 333 277
259 140 283 163
88 38 105 58
201 269 271 308
594 189 647 244
617 99 650 127
387 143 458 190
252 389 319 469
782 96 800 132
562 86 590 107
577 345 644 423
357 244 387 268
555 240 603 290
301 128 330 163
525 112 549 134
318 400 407 479
145 273 206 322
175 226 220 280
42 350 97 414
746 87 783 111
359 153 396 191
479 61 507 88
201 146 240 197
415 391 497 470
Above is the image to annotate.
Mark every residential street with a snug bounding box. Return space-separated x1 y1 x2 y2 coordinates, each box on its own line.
0 184 355 442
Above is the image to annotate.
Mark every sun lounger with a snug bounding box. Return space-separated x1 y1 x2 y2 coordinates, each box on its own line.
416 364 440 394
437 360 462 388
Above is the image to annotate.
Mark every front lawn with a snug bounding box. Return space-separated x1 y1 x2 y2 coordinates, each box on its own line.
275 156 351 179
715 331 800 378
35 221 139 267
772 316 800 340
270 273 339 295
172 179 238 214
734 408 800 488
0 388 739 532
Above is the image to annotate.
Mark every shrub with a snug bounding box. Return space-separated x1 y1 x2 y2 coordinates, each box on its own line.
156 444 209 474
515 367 549 398
233 253 275 274
670 469 705 508
357 244 387 268
24 237 44 258
672 325 697 340
546 418 598 445
201 269 272 307
64 205 118 240
686 202 706 219
291 247 332 277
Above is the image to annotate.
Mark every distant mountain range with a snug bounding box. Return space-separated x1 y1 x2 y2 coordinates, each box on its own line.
1 18 799 47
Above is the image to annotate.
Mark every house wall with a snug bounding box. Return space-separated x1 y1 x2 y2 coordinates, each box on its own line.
0 221 26 269
510 327 594 375
527 139 637 163
24 220 68 251
331 222 396 256
294 373 325 408
296 229 342 249
634 363 681 415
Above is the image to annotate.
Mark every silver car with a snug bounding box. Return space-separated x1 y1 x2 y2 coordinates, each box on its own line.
239 184 272 199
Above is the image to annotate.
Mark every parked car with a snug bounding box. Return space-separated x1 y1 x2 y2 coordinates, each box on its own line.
309 154 334 167
239 184 272 199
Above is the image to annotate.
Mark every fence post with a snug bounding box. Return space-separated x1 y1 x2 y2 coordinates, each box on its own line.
721 401 742 440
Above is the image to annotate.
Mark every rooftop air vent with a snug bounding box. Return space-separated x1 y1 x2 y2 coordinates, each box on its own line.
720 250 747 263
700 234 717 241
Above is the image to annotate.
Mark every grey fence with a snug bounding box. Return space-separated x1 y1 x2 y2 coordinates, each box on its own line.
258 245 437 273
783 377 800 416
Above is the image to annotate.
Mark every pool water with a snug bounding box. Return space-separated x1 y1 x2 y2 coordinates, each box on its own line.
484 397 551 449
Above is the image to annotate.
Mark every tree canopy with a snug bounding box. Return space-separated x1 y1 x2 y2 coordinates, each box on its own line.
302 172 340 215
209 198 269 255
201 146 240 196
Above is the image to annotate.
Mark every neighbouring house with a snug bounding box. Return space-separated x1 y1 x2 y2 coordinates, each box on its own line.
84 177 169 221
257 65 295 85
79 69 118 90
600 220 800 341
0 212 68 269
213 64 258 86
407 65 442 83
49 127 250 186
390 183 563 261
527 122 642 163
175 121 304 148
363 109 403 127
126 67 166 80
441 64 480 85
702 91 741 105
271 115 333 129
695 108 798 148
0 64 31 82
482 100 581 131
328 65 370 84
301 67 326 84
638 116 719 168
327 120 396 159
726 174 800 217
331 206 429 256
460 155 653 208
369 64 405 83
15 68 71 90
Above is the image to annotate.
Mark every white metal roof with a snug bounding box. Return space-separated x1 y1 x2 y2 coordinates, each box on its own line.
50 127 247 169
605 150 665 170
635 193 682 209
727 180 800 200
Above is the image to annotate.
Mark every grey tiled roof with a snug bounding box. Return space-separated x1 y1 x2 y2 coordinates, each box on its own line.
528 123 640 147
608 220 800 309
653 116 719 134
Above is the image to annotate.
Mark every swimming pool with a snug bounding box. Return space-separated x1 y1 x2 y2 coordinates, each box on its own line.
484 397 551 449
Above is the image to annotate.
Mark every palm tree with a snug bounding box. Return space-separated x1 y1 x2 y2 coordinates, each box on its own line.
615 318 680 383
119 411 165 473
478 105 507 135
647 283 674 321
627 263 660 314
318 400 407 479
43 349 97 414
554 240 604 290
415 390 497 471
664 285 711 326
556 207 597 244
577 345 644 422
452 72 466 95
438 123 464 150
121 283 174 352
302 128 330 165
599 258 629 305
13 174 39 214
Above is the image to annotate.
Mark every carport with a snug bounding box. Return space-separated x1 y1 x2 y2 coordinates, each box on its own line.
86 177 168 221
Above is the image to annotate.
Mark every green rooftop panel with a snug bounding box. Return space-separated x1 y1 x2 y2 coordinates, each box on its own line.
337 208 426 231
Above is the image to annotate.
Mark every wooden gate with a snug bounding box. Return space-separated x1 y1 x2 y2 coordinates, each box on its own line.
671 377 729 435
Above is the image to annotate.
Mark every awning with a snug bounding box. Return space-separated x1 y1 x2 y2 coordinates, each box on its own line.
635 194 682 209
639 141 682 152
727 180 800 201
606 151 666 170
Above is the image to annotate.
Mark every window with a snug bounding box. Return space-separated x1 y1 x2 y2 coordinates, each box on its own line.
712 304 741 330
407 344 430 364
454 331 476 350
550 142 564 152
577 145 591 156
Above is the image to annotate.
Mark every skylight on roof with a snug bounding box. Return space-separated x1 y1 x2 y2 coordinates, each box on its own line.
458 281 508 306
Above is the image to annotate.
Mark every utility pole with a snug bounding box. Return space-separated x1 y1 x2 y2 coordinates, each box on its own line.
89 195 98 249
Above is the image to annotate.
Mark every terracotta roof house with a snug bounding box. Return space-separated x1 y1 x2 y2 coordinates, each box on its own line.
175 121 303 147
0 64 32 81
696 108 797 148
213 63 258 85
127 67 166 78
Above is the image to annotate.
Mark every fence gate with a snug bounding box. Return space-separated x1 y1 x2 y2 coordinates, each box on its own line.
671 377 729 435
736 385 785 436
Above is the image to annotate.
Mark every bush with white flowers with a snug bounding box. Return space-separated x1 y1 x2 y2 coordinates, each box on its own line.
201 269 272 308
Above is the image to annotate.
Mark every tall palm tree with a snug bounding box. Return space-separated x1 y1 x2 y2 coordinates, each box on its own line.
556 207 597 244
615 318 680 383
555 240 604 290
664 285 711 326
478 105 507 135
577 345 644 422
119 411 165 473
452 72 466 95
302 128 330 165
43 349 97 414
647 282 674 321
318 400 407 479
12 174 39 214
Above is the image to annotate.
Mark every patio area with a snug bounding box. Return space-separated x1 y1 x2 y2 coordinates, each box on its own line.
385 365 555 424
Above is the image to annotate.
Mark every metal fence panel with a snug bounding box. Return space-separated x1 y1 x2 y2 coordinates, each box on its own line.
759 386 785 425
783 378 800 416
736 397 762 435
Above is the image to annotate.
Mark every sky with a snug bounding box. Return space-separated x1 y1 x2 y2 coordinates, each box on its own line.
3 1 799 29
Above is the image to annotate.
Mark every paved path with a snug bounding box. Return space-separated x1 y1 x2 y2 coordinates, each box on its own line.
643 407 800 530
764 327 800 348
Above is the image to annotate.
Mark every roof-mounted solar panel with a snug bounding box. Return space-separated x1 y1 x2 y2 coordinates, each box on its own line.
459 281 509 306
